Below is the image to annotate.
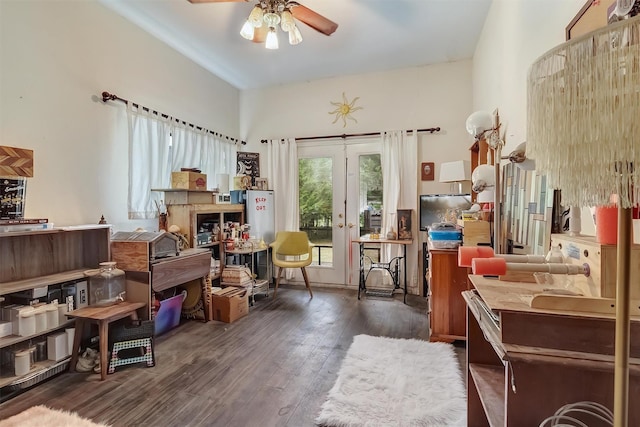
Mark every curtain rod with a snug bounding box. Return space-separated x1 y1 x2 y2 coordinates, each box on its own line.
260 127 441 143
101 91 247 145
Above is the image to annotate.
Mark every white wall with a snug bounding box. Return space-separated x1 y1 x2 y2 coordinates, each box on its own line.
0 1 240 230
240 60 476 197
472 0 595 236
240 61 475 294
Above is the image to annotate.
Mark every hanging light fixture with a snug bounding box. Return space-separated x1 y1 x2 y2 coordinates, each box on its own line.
239 0 304 49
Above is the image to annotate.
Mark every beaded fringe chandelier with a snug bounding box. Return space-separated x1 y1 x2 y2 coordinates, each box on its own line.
527 16 640 209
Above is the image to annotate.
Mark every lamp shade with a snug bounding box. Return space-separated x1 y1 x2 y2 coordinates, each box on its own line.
507 142 536 171
465 111 494 139
477 189 495 204
471 164 495 193
528 17 640 209
439 160 470 183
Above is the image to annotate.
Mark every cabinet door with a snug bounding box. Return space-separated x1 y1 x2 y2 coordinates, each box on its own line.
429 250 469 341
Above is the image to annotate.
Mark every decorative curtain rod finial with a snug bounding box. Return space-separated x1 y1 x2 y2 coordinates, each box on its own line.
101 91 117 103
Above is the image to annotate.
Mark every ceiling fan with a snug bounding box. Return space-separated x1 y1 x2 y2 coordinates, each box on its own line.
188 0 338 48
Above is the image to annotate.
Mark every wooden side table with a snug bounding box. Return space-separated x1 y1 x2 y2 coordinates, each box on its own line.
67 301 146 380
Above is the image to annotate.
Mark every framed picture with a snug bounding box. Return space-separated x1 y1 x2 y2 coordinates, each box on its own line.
396 209 413 240
1 177 27 219
237 152 260 185
565 0 616 40
233 175 252 190
255 177 269 191
421 162 435 181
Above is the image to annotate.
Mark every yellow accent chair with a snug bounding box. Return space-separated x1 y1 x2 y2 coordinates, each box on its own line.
270 231 314 298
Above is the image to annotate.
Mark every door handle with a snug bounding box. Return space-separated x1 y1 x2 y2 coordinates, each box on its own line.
348 223 355 229
337 223 344 228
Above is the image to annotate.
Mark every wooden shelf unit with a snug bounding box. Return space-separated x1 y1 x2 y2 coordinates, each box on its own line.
166 203 244 250
0 225 111 391
464 275 640 426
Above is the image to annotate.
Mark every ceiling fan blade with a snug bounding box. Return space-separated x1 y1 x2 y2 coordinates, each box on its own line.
252 25 267 43
187 0 249 3
289 3 338 36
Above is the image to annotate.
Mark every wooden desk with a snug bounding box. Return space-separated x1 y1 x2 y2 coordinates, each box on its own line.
115 248 212 322
352 238 412 303
67 301 146 381
465 275 640 426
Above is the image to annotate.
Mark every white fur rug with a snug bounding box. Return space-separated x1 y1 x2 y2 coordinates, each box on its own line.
0 405 109 427
316 335 466 427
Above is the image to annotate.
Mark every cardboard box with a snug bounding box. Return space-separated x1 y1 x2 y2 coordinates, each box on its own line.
171 171 207 191
76 280 89 308
211 287 249 323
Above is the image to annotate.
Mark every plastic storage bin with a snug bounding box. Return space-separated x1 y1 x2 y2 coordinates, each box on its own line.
428 229 462 241
428 238 462 249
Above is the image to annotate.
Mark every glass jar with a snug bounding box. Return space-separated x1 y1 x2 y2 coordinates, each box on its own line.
86 262 126 306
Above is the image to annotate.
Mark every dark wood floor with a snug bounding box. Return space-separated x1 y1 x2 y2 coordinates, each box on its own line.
0 286 464 426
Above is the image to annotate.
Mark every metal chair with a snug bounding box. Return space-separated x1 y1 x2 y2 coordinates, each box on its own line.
270 231 314 298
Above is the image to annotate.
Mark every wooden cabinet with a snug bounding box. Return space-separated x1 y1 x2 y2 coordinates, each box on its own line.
428 246 470 342
0 225 111 392
465 275 640 426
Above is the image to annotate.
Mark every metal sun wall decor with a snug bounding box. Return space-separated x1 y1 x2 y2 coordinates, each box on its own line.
329 92 362 127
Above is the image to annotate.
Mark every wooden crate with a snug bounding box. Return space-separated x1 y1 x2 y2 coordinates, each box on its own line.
457 219 491 246
171 171 207 190
111 240 150 272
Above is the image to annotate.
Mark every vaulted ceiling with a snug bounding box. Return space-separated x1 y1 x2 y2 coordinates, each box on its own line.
99 0 492 90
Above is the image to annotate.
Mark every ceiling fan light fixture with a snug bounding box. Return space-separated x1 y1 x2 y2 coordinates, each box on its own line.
248 5 264 27
288 24 302 45
280 10 294 32
265 27 279 49
240 20 255 40
263 12 281 28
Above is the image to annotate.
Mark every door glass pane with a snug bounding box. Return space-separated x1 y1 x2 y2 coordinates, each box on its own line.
299 157 333 266
359 154 382 261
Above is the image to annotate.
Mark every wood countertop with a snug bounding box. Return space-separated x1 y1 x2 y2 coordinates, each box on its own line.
469 274 640 321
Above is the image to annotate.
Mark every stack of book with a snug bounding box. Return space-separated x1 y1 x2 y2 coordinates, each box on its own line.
0 218 52 233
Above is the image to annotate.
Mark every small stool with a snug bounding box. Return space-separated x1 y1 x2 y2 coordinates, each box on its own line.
108 319 155 374
108 337 155 373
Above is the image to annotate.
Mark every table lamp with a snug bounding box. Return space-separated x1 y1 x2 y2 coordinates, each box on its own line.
439 160 470 194
528 16 640 426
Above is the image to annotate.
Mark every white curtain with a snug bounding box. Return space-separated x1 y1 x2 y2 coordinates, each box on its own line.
128 109 238 219
199 131 237 190
127 104 172 219
171 122 204 172
381 130 418 291
267 138 299 279
173 125 238 191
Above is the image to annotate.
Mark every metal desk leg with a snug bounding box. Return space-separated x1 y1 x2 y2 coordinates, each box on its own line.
403 244 407 304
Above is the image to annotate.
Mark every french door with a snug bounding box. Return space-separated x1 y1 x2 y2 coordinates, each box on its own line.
297 139 382 287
